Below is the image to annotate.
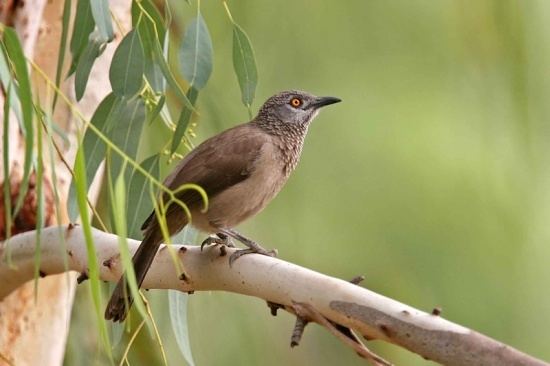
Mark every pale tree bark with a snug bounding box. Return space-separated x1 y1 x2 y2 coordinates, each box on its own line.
1 226 548 366
0 1 130 365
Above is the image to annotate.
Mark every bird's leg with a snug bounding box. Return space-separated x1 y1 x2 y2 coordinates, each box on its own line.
200 232 235 251
218 228 277 265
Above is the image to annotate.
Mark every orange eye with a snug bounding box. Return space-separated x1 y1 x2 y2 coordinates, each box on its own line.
290 98 302 108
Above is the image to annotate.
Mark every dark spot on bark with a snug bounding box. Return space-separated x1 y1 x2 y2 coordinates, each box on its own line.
219 245 227 256
179 272 188 282
187 291 194 295
401 310 410 315
39 270 46 278
432 306 442 316
379 324 393 338
179 246 187 253
67 250 73 257
406 333 411 338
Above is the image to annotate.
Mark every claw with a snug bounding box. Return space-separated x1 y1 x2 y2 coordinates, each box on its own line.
229 248 277 267
201 233 235 251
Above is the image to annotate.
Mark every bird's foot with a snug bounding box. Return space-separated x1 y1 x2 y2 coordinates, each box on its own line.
200 232 235 252
229 247 278 266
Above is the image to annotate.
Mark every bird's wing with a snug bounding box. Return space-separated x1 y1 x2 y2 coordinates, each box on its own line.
141 124 269 231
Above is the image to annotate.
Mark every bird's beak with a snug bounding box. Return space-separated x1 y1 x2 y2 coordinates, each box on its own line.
310 96 342 109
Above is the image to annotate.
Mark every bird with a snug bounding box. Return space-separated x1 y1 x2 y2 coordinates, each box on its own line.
105 90 341 322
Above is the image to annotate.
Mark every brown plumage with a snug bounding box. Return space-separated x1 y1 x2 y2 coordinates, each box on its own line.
105 90 341 322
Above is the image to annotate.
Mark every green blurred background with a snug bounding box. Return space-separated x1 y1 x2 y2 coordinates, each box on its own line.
65 0 550 365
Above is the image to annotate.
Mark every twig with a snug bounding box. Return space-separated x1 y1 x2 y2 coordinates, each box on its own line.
292 301 392 366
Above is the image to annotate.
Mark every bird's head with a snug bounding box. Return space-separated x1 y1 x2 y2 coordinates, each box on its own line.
257 90 341 126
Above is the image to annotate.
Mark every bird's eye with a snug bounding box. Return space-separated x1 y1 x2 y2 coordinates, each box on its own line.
290 98 302 108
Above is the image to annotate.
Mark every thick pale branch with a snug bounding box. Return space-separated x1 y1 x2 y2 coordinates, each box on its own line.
0 226 548 366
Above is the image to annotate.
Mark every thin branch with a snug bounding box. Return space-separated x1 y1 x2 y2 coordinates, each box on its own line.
1 226 548 366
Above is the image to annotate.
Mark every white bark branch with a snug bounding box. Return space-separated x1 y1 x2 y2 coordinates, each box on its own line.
1 226 548 366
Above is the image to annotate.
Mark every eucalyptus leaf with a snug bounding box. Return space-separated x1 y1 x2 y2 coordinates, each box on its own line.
127 154 160 239
232 24 258 108
73 147 113 360
108 97 147 184
2 28 34 217
53 0 72 111
68 93 118 220
69 0 95 76
152 40 194 109
110 29 144 97
90 0 114 42
170 87 198 154
179 14 213 90
132 0 167 92
169 226 199 366
74 36 102 101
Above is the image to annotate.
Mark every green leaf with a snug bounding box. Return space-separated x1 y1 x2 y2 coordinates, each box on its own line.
69 0 95 76
3 84 13 262
126 154 160 239
109 29 144 97
68 93 118 220
170 87 198 154
90 0 114 42
108 97 147 182
169 290 195 366
168 227 198 366
52 0 72 111
2 28 34 217
179 14 213 90
73 146 113 361
147 95 165 125
232 24 258 108
153 40 193 109
0 48 23 132
109 168 148 322
132 0 166 42
74 35 102 101
132 0 167 92
34 107 45 297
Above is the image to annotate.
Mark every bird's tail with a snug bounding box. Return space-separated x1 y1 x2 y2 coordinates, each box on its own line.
105 229 162 322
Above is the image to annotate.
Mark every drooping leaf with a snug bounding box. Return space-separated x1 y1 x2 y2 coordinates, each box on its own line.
2 28 34 217
74 33 103 101
52 0 72 111
126 154 160 239
90 0 114 42
0 47 22 131
169 291 195 366
109 29 144 97
147 95 165 125
109 168 148 322
153 40 193 109
2 84 12 256
73 146 113 361
131 0 166 42
108 97 147 184
170 87 198 154
132 0 167 92
232 24 258 108
34 107 45 297
69 0 95 76
68 93 118 220
169 226 198 366
179 14 213 90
